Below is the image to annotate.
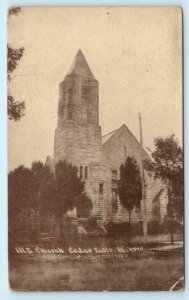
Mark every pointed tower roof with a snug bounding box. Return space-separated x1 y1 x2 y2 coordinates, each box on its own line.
67 49 95 79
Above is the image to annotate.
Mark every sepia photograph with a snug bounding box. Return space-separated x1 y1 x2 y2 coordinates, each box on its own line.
8 6 184 291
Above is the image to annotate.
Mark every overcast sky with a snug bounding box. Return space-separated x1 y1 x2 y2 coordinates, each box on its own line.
8 7 182 171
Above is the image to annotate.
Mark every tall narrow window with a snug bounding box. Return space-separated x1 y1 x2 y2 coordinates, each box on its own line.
112 189 118 214
67 99 73 119
62 94 66 117
99 183 104 195
85 166 88 179
80 166 83 179
124 146 127 158
111 170 118 189
111 170 117 178
67 87 73 119
82 81 89 100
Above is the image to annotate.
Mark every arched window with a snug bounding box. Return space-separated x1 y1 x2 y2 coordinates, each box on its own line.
85 166 88 179
80 166 83 179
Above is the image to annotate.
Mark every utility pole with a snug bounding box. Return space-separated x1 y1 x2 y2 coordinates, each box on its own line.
139 113 148 243
75 196 77 219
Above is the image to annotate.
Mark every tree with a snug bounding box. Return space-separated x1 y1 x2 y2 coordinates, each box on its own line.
55 160 85 212
118 156 142 225
8 7 21 16
9 165 36 241
9 160 92 240
8 7 25 121
171 166 183 222
143 134 183 243
8 161 54 241
54 161 84 236
77 194 93 218
9 165 36 213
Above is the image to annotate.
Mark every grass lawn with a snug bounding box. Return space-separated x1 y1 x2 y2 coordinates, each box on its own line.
9 248 184 291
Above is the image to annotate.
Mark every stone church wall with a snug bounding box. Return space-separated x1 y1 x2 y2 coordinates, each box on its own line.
102 125 168 223
53 50 168 226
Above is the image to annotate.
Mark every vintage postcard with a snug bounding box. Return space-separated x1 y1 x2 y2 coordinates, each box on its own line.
8 7 184 291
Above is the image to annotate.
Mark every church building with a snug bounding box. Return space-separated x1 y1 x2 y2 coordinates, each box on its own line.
51 49 168 225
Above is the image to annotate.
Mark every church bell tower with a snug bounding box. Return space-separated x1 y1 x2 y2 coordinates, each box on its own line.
54 49 102 167
53 50 110 223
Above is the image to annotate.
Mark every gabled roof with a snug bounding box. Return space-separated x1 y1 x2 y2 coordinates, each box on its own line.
101 128 119 144
102 124 139 146
67 49 95 79
102 124 151 160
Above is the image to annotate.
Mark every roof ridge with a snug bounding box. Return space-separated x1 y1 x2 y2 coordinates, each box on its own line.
102 128 119 138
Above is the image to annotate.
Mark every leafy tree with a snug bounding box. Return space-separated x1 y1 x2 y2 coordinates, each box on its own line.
8 7 21 16
143 134 183 243
8 7 25 121
9 160 93 240
9 165 36 213
8 165 36 241
55 160 85 213
8 95 25 121
31 160 55 205
8 162 55 241
54 161 84 236
118 156 142 225
171 166 183 222
77 194 93 218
